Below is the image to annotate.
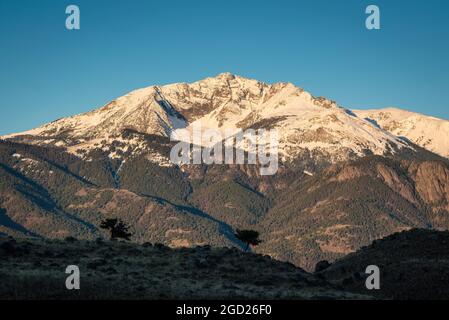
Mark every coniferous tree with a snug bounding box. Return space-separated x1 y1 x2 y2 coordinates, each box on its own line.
100 218 132 241
235 229 262 252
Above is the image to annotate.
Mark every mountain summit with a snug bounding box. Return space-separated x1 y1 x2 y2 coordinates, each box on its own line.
4 73 438 165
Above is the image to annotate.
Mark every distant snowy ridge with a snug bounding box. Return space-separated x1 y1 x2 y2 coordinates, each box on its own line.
354 108 449 159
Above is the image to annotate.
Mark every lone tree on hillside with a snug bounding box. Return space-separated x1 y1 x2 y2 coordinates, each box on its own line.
235 229 262 252
100 218 132 241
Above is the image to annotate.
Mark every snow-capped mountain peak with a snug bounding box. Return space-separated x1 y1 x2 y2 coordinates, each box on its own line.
4 73 441 164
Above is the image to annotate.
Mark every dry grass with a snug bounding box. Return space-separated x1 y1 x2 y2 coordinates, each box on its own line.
0 236 368 300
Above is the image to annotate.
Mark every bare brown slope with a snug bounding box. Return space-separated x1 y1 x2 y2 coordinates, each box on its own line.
257 157 449 271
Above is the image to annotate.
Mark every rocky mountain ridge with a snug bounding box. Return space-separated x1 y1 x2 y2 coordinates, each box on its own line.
3 73 428 165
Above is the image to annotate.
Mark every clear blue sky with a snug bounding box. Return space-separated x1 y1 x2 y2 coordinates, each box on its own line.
1 0 448 135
